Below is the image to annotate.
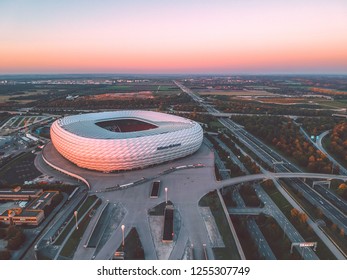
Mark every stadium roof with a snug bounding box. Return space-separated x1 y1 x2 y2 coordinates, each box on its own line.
57 111 195 139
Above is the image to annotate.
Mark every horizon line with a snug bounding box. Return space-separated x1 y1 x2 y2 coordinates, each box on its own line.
1 72 347 77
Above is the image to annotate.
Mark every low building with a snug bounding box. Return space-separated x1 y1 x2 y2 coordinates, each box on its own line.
0 190 59 226
0 187 43 201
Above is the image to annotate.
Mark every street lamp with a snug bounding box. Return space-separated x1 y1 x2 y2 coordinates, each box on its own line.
74 211 78 230
121 224 125 247
283 222 287 240
202 243 207 260
165 187 168 204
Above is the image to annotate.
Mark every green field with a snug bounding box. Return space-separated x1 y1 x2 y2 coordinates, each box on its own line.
316 99 347 109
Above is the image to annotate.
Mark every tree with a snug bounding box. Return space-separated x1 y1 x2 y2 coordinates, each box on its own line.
315 207 323 218
298 213 308 224
331 223 337 231
291 208 300 218
338 183 347 191
337 183 347 197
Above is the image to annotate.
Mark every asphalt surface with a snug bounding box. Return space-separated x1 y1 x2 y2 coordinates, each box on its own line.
38 142 219 260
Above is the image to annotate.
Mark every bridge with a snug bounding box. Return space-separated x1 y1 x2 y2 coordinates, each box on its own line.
217 172 347 188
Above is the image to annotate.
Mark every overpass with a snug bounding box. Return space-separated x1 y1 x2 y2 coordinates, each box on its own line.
217 172 347 188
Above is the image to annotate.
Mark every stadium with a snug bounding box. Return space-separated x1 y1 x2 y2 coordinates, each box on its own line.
50 110 203 172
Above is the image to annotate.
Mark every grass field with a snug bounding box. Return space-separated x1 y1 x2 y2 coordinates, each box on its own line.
208 121 225 129
256 97 310 104
54 195 99 245
0 90 50 104
315 99 347 109
60 199 101 259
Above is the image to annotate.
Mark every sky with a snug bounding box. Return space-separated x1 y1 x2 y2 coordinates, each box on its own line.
1 0 347 74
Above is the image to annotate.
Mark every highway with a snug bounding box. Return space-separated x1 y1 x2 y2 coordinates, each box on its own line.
213 136 248 174
313 183 347 215
174 80 347 259
220 118 347 233
213 142 276 259
175 80 347 221
210 134 314 259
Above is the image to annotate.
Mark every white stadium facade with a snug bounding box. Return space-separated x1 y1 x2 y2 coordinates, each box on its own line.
50 110 203 172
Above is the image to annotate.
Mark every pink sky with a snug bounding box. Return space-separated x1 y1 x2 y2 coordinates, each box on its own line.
1 0 347 74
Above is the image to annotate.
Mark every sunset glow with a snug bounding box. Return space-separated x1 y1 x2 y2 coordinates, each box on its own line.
1 0 347 74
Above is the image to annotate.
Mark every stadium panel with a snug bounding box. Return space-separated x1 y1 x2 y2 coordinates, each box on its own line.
50 111 203 172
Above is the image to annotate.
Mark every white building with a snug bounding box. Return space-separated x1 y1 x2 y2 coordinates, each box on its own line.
50 111 203 172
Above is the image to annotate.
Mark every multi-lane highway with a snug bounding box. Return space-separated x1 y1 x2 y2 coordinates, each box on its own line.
313 183 347 214
174 80 347 259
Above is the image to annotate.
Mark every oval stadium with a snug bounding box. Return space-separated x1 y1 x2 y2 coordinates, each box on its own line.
50 110 203 172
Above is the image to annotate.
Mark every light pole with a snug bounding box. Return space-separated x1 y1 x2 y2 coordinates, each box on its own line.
202 243 207 260
74 210 78 230
121 224 125 247
165 187 168 204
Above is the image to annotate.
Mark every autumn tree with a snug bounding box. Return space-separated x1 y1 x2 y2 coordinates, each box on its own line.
291 208 300 218
298 213 308 224
338 183 347 191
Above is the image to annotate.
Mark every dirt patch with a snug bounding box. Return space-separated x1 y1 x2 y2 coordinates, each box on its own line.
83 91 154 101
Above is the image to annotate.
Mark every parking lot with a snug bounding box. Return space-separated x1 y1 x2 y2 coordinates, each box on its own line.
0 152 42 185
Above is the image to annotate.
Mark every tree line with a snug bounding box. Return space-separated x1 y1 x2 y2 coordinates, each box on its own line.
231 116 335 173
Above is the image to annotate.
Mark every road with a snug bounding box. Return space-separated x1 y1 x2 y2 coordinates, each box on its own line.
313 183 347 214
212 139 275 259
213 136 247 174
174 80 347 259
213 120 346 259
221 120 347 234
316 130 347 175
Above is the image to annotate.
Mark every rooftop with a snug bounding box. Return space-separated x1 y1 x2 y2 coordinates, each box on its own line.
56 111 195 139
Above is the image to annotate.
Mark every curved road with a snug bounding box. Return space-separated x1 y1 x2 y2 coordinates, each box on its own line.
316 130 347 175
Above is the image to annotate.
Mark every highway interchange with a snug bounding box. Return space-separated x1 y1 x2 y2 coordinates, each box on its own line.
174 80 347 259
